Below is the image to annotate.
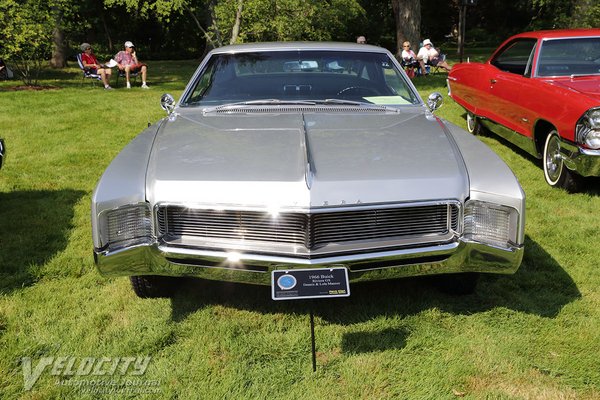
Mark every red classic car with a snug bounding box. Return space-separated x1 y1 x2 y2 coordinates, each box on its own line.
448 29 600 191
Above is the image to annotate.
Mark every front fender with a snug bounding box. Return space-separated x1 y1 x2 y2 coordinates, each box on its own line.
91 121 163 248
443 120 526 245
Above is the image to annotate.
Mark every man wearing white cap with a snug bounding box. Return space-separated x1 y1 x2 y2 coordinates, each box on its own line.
417 39 451 72
114 41 149 89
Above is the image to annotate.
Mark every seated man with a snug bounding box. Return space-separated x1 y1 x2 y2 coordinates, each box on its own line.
115 41 149 89
417 39 451 72
401 41 427 77
80 43 112 90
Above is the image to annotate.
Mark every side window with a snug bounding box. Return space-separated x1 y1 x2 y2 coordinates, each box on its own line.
491 39 537 76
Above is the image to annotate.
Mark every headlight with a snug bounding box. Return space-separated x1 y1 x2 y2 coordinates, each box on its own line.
464 201 519 249
576 108 600 150
99 203 153 251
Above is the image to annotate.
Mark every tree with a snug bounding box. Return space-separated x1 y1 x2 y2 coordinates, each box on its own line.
0 0 56 85
531 0 599 29
391 0 421 57
49 0 96 68
103 0 363 52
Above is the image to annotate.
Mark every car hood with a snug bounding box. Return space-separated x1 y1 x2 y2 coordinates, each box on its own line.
146 109 469 208
547 76 600 101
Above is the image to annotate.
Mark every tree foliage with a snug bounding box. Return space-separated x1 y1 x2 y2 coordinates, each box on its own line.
214 0 364 44
531 0 600 29
0 0 56 85
1 0 599 87
102 0 364 49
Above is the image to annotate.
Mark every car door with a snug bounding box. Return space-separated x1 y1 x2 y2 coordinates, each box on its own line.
486 38 538 137
449 62 493 116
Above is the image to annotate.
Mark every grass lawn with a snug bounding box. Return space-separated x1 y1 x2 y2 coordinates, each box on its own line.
0 56 599 399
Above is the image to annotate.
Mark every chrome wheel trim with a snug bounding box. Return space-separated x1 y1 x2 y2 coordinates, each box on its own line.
466 113 476 133
544 132 563 184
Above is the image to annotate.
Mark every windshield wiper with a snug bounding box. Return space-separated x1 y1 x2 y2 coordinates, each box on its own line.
203 98 400 113
204 99 317 112
317 99 364 106
314 99 400 113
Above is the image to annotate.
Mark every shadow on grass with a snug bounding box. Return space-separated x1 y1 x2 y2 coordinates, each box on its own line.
169 235 580 328
0 189 85 294
341 328 408 354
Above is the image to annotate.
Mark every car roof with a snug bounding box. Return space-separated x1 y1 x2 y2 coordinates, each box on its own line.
209 41 389 55
510 28 600 40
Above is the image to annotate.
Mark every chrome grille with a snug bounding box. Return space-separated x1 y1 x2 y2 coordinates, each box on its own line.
157 208 308 245
157 203 460 252
309 205 457 248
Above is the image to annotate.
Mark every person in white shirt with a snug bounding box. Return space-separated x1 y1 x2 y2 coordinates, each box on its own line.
417 39 451 72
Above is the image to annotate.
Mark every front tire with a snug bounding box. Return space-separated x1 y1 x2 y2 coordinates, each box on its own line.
543 130 581 192
130 275 178 298
466 112 483 135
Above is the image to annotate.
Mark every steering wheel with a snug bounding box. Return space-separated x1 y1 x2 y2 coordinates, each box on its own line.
336 86 380 96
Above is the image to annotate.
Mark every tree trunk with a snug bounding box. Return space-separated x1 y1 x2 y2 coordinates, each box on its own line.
186 4 217 54
49 10 67 68
230 0 244 45
391 0 421 57
101 12 113 52
208 0 223 48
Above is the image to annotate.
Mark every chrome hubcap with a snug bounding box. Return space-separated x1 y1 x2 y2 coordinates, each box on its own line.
545 135 562 182
467 113 475 132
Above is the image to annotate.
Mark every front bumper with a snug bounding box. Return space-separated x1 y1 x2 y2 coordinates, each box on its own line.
94 240 523 286
559 139 600 177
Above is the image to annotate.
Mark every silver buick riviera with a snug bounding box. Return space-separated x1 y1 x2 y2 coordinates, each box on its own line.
92 42 525 298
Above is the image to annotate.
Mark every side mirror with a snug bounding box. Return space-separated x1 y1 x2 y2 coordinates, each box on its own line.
427 92 443 111
160 93 175 114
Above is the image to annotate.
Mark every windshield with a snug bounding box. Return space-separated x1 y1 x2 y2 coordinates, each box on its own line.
537 36 600 77
181 50 419 107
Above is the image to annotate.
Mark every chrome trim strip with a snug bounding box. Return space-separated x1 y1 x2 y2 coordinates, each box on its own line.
300 113 315 189
152 199 462 214
479 118 539 157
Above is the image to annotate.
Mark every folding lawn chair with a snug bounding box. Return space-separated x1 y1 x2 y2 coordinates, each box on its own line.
115 68 139 87
76 53 102 86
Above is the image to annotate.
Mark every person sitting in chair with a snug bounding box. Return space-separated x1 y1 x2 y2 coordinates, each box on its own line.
401 41 427 77
417 39 452 72
114 41 149 89
80 43 113 90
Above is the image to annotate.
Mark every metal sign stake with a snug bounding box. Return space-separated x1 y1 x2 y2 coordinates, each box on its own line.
310 305 317 372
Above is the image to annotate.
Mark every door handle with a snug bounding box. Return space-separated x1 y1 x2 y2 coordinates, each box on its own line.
490 79 497 84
